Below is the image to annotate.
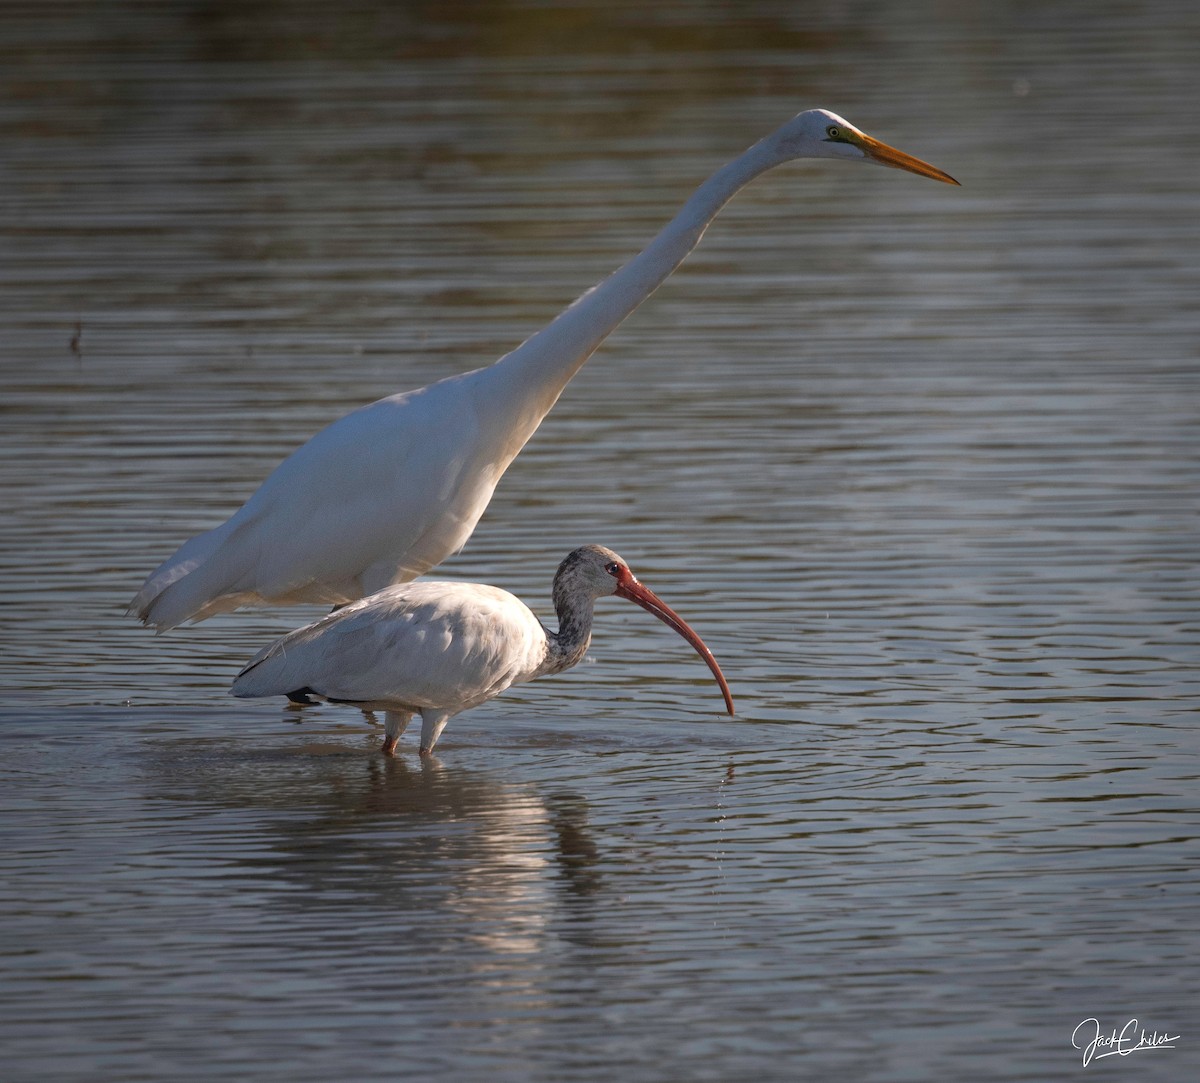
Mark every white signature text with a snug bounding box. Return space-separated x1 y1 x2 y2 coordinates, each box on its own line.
1072 1017 1180 1066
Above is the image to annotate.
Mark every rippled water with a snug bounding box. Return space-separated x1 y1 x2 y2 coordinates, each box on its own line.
2 2 1198 1080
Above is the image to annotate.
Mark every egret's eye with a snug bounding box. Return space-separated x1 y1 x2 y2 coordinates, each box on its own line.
826 125 841 139
604 562 621 576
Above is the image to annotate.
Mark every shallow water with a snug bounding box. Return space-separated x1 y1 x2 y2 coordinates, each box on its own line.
1 2 1198 1080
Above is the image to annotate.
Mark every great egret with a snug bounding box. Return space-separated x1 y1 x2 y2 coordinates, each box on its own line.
132 109 957 630
231 544 735 754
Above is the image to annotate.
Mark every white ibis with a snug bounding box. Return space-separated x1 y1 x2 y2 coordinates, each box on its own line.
131 110 958 630
231 544 735 755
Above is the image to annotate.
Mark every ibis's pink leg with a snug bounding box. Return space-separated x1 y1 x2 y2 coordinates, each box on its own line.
382 710 412 756
418 710 453 755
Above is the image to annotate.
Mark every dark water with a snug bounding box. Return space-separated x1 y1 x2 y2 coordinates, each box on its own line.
1 2 1198 1080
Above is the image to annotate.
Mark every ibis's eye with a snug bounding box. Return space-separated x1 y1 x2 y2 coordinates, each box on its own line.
604 562 621 576
826 125 841 139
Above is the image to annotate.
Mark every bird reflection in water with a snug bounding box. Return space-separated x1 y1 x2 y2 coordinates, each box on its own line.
144 736 606 955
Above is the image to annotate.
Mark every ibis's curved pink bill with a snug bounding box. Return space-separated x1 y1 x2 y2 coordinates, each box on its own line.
611 563 736 716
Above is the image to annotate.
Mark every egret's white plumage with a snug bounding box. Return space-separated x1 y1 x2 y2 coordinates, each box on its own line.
133 110 957 630
232 545 735 754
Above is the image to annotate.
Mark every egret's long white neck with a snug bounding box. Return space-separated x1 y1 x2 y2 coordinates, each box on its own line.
482 132 790 426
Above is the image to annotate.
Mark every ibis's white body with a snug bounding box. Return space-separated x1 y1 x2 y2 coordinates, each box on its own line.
132 110 957 630
233 580 551 718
